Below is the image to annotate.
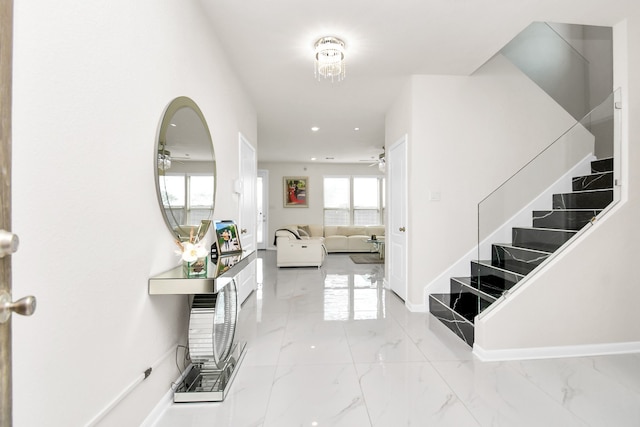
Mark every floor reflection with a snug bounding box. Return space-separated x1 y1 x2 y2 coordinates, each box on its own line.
323 273 385 320
252 250 386 321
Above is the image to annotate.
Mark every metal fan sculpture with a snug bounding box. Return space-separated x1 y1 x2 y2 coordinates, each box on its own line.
188 279 238 368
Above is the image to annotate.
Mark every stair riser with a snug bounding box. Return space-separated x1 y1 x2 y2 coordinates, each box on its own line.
492 245 550 275
471 261 522 291
429 294 478 346
572 172 613 191
450 277 497 302
591 158 613 173
552 190 613 209
532 210 601 230
512 228 576 252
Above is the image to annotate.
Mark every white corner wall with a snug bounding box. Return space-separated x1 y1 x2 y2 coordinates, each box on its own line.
474 13 640 357
386 55 578 306
11 1 256 426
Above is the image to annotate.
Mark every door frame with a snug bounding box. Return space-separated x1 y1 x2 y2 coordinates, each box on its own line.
257 169 268 250
1 0 14 424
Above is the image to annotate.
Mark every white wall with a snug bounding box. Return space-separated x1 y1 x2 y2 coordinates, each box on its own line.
474 11 640 356
11 1 256 426
386 55 577 304
257 162 383 246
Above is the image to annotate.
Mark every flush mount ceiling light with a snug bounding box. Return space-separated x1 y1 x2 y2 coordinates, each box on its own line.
314 36 346 82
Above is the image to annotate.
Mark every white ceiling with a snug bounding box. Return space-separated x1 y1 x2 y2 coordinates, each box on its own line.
198 0 629 164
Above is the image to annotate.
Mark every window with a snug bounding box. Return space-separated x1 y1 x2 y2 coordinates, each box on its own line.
323 176 384 226
160 173 214 227
323 177 350 225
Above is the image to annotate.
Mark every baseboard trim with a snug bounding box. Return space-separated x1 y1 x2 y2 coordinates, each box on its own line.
139 387 175 427
140 363 191 426
405 301 427 313
473 340 640 361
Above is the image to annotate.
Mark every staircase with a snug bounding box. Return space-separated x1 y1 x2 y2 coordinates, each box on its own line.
429 157 614 346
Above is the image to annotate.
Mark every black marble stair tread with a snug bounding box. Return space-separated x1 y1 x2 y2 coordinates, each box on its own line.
552 189 613 209
491 244 551 275
572 171 613 191
451 276 499 302
512 227 577 252
591 157 613 173
532 209 601 230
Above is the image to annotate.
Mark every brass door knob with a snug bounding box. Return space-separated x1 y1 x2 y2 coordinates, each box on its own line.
399 227 406 232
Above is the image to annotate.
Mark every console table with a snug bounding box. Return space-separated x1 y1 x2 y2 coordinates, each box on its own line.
149 250 256 402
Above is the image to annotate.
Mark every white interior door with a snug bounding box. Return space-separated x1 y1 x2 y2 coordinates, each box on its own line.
237 134 257 304
388 135 408 301
257 170 268 250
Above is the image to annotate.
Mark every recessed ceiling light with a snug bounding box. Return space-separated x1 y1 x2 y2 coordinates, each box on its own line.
311 126 319 132
354 127 360 131
311 157 317 161
170 123 177 127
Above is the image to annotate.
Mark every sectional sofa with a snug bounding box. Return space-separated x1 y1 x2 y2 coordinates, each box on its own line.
274 224 385 267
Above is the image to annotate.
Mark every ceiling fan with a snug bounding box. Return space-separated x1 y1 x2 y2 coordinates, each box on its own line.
365 147 385 171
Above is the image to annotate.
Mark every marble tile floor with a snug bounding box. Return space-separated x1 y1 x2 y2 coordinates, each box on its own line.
153 251 640 427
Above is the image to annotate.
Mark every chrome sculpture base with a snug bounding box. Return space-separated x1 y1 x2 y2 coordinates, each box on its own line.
173 341 246 402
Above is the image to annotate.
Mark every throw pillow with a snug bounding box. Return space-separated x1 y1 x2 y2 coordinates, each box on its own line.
299 225 312 237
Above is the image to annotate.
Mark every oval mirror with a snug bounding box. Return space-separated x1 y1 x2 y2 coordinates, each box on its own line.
155 97 216 242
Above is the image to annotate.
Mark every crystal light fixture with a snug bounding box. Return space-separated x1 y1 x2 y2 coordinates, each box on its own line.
157 146 172 171
314 36 346 82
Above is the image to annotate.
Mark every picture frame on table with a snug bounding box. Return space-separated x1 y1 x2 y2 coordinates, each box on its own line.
284 176 308 207
214 220 243 255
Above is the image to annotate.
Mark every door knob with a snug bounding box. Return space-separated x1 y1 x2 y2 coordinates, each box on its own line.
241 229 247 234
0 230 19 258
0 291 37 323
399 227 406 232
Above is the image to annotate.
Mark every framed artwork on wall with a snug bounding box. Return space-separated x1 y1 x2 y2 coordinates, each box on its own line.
284 176 308 207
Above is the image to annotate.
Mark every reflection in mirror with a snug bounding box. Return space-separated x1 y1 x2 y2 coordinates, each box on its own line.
155 97 216 242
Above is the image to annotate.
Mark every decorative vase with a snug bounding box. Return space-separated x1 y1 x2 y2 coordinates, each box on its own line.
183 256 208 277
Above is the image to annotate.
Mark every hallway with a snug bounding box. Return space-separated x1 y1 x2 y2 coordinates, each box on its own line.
153 251 640 426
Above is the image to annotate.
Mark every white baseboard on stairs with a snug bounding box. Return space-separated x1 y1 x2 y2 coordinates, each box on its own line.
474 340 640 361
405 301 427 313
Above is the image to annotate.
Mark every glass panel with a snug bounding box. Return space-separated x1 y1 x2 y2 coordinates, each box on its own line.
189 208 212 224
354 209 380 225
160 175 185 207
256 176 263 245
189 175 214 207
477 90 620 314
324 177 350 208
501 22 593 121
353 177 379 208
324 209 349 226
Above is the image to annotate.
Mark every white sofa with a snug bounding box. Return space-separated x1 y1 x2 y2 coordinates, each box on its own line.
275 224 385 261
275 225 326 267
323 225 385 253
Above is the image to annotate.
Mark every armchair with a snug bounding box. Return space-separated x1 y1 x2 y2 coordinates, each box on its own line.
275 227 326 267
